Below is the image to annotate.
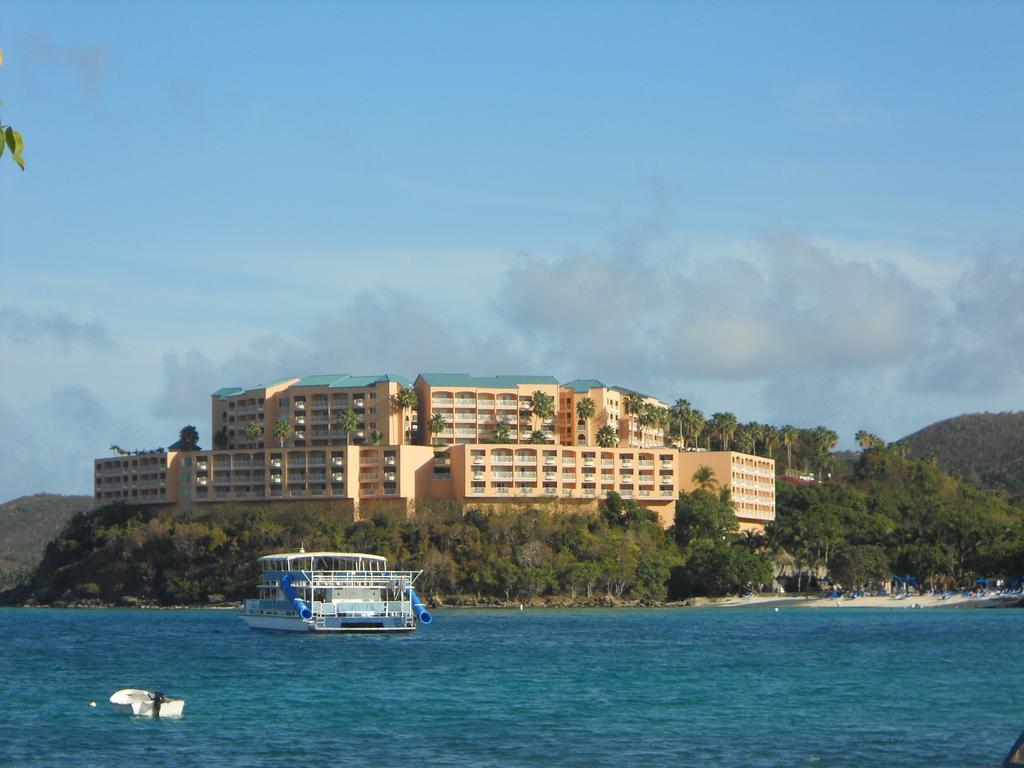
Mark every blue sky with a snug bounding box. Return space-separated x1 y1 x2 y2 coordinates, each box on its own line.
1 1 1022 499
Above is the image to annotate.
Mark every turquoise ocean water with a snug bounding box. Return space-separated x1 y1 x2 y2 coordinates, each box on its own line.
2 606 1022 767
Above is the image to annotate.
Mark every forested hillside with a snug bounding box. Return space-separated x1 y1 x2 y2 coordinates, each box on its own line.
0 494 93 590
902 412 1024 504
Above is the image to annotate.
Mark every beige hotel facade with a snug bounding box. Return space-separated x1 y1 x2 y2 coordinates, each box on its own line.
94 373 775 531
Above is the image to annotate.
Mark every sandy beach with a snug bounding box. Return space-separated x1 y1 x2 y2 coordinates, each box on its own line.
712 592 1023 610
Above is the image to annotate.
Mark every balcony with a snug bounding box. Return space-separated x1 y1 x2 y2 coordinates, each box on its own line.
455 399 476 407
332 473 344 482
472 457 485 465
492 456 513 465
544 472 557 481
543 488 557 497
601 459 614 468
295 416 306 426
432 398 454 407
473 472 486 481
270 459 282 468
562 459 576 467
561 473 575 481
271 476 282 484
332 457 344 466
353 399 365 408
195 478 208 486
492 470 513 480
294 402 305 411
661 461 674 469
515 471 537 480
638 460 655 468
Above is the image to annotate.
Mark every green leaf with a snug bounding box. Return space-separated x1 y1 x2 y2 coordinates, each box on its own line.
5 128 24 169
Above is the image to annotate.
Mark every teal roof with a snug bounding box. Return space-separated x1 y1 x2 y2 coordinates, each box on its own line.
417 373 559 389
213 374 411 398
292 373 413 389
611 385 667 405
213 377 299 398
563 378 606 393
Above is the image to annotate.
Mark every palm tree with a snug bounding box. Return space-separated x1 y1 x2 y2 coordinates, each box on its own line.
272 419 292 448
212 430 228 450
390 386 418 445
734 426 754 455
366 430 383 446
530 390 555 434
670 399 691 447
623 392 645 446
782 425 798 468
429 412 448 446
762 425 778 460
708 412 737 451
243 421 263 446
178 425 199 451
493 421 511 444
638 403 659 448
684 409 705 450
595 425 618 448
746 422 764 455
692 465 718 491
528 430 549 444
575 397 596 445
335 409 360 446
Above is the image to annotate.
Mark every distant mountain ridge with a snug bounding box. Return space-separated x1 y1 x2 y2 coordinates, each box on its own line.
902 412 1024 503
0 493 93 589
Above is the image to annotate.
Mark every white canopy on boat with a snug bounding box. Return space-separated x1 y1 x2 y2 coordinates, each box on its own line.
258 552 387 562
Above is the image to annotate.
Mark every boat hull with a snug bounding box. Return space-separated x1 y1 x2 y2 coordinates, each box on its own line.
241 612 414 633
109 689 185 717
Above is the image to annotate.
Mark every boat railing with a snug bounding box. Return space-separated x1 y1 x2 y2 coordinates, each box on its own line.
245 598 412 618
266 569 422 588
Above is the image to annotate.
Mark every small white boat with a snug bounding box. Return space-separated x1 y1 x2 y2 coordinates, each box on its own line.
109 689 185 717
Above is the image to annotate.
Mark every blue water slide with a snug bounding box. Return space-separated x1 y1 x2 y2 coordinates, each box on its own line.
279 573 313 621
406 586 432 624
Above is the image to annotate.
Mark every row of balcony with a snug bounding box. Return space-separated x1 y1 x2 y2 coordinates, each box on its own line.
466 487 675 499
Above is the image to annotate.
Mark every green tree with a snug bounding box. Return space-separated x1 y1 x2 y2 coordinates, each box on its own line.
595 425 618 448
623 392 646 445
673 488 738 549
366 429 384 446
529 390 555 434
668 540 773 598
670 399 692 447
528 430 550 444
492 420 511 444
691 465 718 491
178 425 199 451
830 544 890 590
243 421 263 445
575 397 596 445
709 412 737 451
212 431 228 450
782 426 798 468
390 386 418 445
272 419 292 447
0 50 26 171
429 413 448 445
335 409 360 445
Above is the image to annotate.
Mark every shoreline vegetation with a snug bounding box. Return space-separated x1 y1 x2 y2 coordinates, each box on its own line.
4 441 1024 609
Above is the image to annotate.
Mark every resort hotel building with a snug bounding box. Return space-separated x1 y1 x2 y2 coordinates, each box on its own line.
94 373 776 531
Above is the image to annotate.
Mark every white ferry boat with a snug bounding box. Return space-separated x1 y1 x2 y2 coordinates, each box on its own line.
240 550 432 633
